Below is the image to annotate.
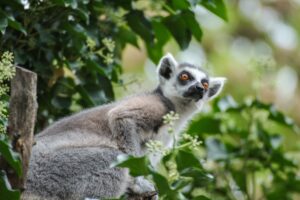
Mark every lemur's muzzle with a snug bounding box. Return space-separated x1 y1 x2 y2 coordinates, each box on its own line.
183 82 205 101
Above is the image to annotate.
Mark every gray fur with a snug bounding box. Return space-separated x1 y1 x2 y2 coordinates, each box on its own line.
23 53 226 200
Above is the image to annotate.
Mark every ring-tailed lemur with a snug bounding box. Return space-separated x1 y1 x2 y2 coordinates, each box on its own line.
23 53 226 200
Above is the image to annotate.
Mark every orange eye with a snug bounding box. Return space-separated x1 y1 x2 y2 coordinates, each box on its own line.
203 82 209 90
180 73 189 81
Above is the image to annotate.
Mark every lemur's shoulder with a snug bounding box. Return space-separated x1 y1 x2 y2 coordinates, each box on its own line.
38 88 174 137
108 88 175 122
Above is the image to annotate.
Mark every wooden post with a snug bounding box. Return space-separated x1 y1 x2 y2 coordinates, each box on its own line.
7 66 37 190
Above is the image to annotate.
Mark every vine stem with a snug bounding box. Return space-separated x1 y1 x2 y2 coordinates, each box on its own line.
162 3 177 15
176 141 192 150
252 172 256 200
172 129 176 150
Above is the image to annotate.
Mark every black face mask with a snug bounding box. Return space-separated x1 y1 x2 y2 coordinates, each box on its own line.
183 83 206 101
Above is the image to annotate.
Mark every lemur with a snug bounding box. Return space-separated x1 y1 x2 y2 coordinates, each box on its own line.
23 53 226 200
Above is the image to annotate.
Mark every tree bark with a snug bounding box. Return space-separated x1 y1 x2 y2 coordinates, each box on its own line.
7 66 38 190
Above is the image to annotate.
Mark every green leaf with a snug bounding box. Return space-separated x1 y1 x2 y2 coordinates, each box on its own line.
152 19 171 47
7 16 27 35
75 85 95 107
245 99 295 128
164 14 191 49
231 170 247 193
172 177 192 191
146 42 163 64
270 150 297 169
75 8 90 25
0 171 20 200
182 11 202 41
52 0 65 6
63 23 87 40
193 195 211 200
85 59 106 76
187 115 221 136
112 154 151 177
268 105 294 128
205 137 227 160
0 17 8 34
0 135 22 177
213 95 238 112
126 10 154 44
171 0 190 10
64 0 78 9
175 150 201 172
117 27 139 48
51 96 72 109
180 167 213 186
147 19 171 63
151 171 171 196
270 134 282 149
199 0 227 21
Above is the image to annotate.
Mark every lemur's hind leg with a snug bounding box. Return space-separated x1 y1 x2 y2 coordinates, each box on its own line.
24 147 128 200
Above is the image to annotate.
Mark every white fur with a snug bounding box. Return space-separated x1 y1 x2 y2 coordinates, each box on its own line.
208 77 227 99
150 53 226 168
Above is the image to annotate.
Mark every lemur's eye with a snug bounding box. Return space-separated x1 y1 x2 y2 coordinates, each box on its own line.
180 73 189 81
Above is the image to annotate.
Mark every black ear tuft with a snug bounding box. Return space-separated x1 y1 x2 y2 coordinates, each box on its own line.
207 77 226 100
157 53 178 80
208 84 221 97
159 58 172 79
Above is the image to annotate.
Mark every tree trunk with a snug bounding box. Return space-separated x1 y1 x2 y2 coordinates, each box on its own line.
7 67 38 190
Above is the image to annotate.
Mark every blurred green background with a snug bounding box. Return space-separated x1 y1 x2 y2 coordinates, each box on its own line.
117 0 300 125
114 2 300 198
1 0 300 199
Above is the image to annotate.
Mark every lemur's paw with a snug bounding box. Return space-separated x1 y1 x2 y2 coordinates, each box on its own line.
126 191 158 200
127 177 158 199
132 177 156 193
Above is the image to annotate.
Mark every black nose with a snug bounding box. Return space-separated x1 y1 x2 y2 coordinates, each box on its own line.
195 84 203 92
184 83 204 101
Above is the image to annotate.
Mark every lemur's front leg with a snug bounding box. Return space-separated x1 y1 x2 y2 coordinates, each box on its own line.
109 116 142 156
108 108 158 198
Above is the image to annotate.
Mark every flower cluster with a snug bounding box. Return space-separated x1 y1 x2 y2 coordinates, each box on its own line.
0 51 15 134
163 111 179 134
0 52 15 84
102 38 115 53
165 160 179 182
181 133 202 149
94 38 115 65
146 140 169 156
86 37 96 51
102 7 128 27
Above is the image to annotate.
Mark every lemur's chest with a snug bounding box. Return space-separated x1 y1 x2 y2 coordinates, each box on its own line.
141 117 186 148
145 115 191 167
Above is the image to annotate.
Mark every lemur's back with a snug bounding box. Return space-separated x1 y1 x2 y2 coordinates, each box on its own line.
23 103 121 200
23 93 170 200
24 146 127 200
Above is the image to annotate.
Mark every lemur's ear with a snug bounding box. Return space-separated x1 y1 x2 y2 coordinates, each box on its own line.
157 53 178 79
208 77 226 100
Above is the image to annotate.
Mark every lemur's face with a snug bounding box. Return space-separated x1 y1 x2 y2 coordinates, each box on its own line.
157 53 226 103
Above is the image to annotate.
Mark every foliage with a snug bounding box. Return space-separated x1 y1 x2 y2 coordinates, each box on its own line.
115 96 300 200
0 51 15 134
0 51 22 200
0 134 22 200
0 0 227 130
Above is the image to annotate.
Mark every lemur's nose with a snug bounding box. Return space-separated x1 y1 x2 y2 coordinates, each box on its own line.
195 84 203 92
